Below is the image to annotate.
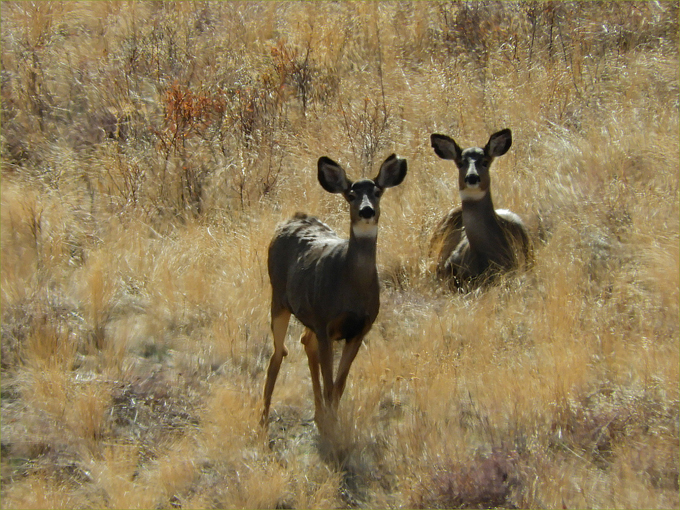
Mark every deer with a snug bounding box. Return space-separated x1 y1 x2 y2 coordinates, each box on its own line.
429 129 531 290
261 153 407 429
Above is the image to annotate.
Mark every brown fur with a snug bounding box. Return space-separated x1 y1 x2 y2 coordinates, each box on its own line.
430 130 532 290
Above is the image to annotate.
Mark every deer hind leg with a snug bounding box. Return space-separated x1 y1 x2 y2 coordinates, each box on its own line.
301 328 324 423
261 309 291 427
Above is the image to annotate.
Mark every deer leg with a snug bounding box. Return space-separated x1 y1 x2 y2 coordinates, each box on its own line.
317 336 334 410
332 335 364 411
312 336 336 430
261 310 291 427
301 328 323 423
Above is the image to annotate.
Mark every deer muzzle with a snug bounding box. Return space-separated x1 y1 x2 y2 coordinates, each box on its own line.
465 172 481 186
359 206 375 219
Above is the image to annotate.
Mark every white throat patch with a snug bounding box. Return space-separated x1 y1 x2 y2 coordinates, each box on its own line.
459 187 487 201
352 221 378 239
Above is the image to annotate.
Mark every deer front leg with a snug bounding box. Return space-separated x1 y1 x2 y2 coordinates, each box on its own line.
316 336 335 426
301 328 324 423
332 335 364 411
447 237 485 286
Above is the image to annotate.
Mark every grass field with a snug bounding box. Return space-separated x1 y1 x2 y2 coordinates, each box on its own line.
1 2 678 508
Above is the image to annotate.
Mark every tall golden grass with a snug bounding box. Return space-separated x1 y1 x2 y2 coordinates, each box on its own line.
1 2 678 508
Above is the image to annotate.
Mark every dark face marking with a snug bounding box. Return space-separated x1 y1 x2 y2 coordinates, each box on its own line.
431 130 511 202
458 148 492 198
345 179 383 235
317 154 406 237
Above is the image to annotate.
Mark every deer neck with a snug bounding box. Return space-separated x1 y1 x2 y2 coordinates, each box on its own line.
461 191 506 258
347 225 378 281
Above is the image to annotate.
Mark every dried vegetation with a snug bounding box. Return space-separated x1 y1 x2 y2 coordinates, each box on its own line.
1 2 678 508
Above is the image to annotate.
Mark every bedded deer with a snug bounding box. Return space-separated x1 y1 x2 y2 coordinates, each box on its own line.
429 129 531 290
261 154 407 428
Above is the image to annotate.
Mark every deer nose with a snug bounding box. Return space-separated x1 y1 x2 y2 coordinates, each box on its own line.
465 173 480 185
359 206 375 219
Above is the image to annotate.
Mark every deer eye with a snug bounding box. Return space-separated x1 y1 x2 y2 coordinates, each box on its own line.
374 188 383 198
347 191 357 201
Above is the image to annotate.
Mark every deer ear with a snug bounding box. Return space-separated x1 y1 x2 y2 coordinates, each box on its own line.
318 157 351 193
485 129 512 157
431 134 462 162
374 154 407 189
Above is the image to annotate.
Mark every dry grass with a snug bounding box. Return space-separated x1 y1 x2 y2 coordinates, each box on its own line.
2 2 678 508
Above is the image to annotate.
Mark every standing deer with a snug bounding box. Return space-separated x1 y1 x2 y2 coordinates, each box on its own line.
261 154 407 428
429 129 531 290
